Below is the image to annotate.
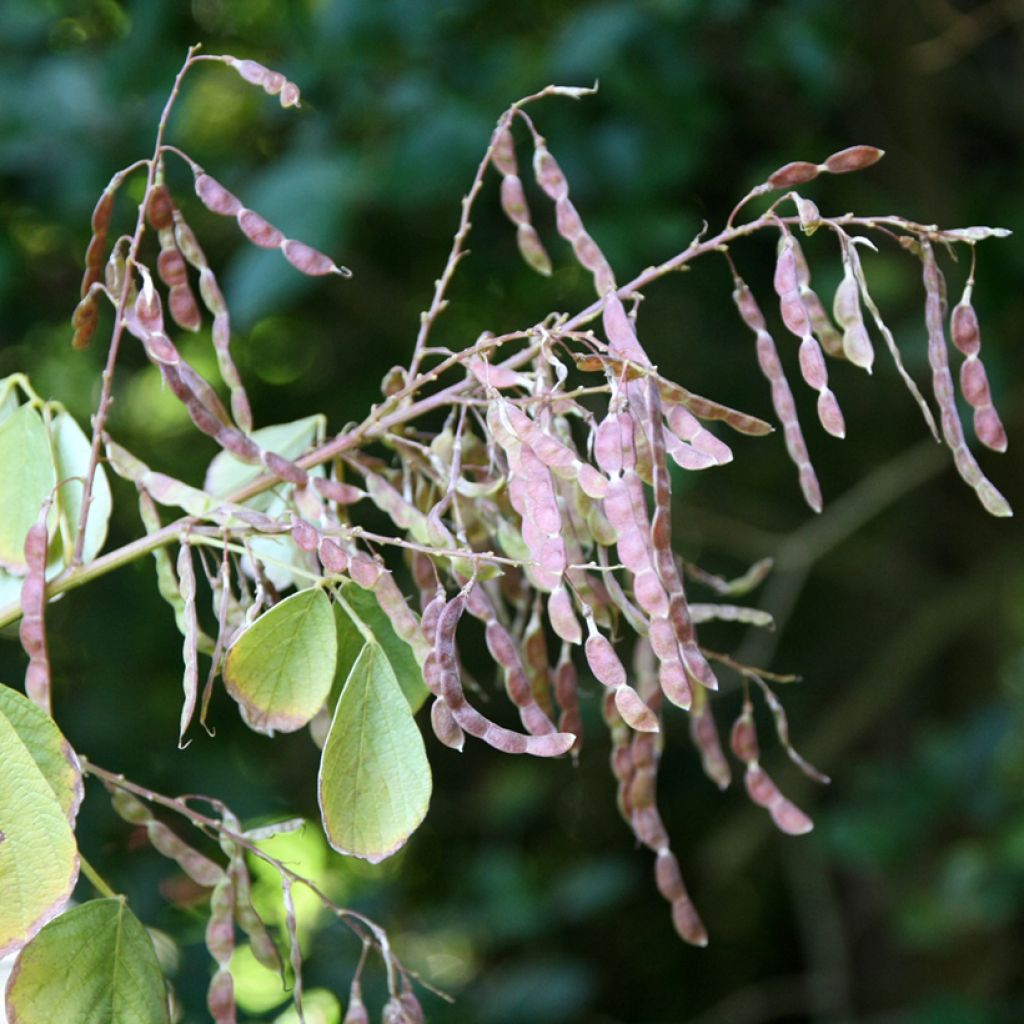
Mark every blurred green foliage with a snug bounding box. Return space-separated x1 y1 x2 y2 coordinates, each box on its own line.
1 1 1023 1021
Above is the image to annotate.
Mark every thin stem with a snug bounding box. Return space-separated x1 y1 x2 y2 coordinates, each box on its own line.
78 853 119 899
73 44 202 565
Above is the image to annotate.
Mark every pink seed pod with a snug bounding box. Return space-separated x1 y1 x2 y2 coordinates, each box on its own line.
555 195 584 240
500 174 530 225
227 57 302 107
468 355 525 390
343 981 370 1024
290 517 319 552
832 272 874 371
920 241 1011 516
349 552 384 588
743 764 814 835
317 538 349 574
767 160 819 189
532 142 569 201
282 238 348 276
655 850 709 946
237 209 284 248
516 222 553 276
168 283 202 332
547 585 582 644
491 124 517 177
313 477 363 505
195 172 243 217
790 236 844 359
430 697 465 751
207 968 235 1024
19 505 52 712
823 144 884 174
729 707 760 764
603 292 650 366
950 293 1007 452
553 650 583 757
689 688 730 790
146 185 175 231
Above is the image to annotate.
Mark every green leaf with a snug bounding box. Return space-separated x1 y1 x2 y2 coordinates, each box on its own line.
318 643 432 863
332 582 428 712
49 407 111 565
0 405 56 574
204 415 325 506
0 698 78 957
224 587 337 735
0 684 82 824
5 898 169 1024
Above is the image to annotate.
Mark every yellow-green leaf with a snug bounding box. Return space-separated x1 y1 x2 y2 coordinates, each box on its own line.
224 588 337 735
0 702 78 957
0 684 82 825
0 405 55 574
5 898 169 1024
318 644 431 864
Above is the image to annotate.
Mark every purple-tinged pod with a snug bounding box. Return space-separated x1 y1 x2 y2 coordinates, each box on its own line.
491 125 518 177
532 142 569 201
547 585 582 645
146 185 175 232
227 57 302 107
950 293 1007 453
516 222 553 276
430 697 465 751
282 239 349 277
195 172 244 217
689 688 730 790
500 174 530 225
823 145 884 174
317 538 349 574
237 209 284 249
767 161 819 189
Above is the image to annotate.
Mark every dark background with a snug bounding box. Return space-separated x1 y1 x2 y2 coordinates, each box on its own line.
2 1 1023 1022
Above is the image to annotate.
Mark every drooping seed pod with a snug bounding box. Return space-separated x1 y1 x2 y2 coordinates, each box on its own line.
189 163 350 278
733 280 819 512
19 500 52 712
280 876 305 1022
950 281 1007 453
434 592 573 757
177 540 200 748
553 644 582 758
205 875 237 1023
528 135 615 294
790 235 844 360
689 685 731 790
773 233 846 439
920 241 1011 516
343 979 370 1024
832 251 875 371
822 144 884 175
225 56 301 107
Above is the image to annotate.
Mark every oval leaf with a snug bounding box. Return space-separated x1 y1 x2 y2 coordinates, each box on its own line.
332 583 427 712
224 587 337 734
5 898 169 1024
0 703 78 957
0 684 82 824
318 644 431 863
0 405 56 574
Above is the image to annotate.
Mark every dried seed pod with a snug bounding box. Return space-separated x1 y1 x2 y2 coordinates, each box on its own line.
146 185 175 232
516 222 553 276
950 283 1007 453
823 144 884 175
195 172 243 217
920 241 1011 516
226 56 302 107
553 645 582 757
766 161 819 189
177 541 200 747
19 501 52 712
435 593 573 757
689 686 731 790
832 262 874 371
790 235 844 360
774 234 846 439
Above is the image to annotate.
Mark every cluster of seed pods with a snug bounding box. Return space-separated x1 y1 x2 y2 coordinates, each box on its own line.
425 590 575 757
732 278 822 511
919 241 1010 517
773 232 846 439
491 124 552 277
950 276 1008 453
604 643 708 945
